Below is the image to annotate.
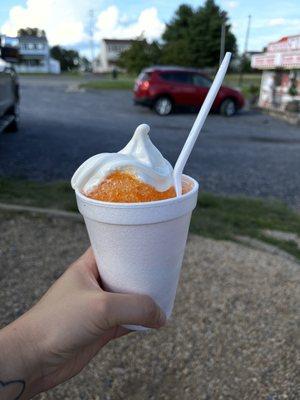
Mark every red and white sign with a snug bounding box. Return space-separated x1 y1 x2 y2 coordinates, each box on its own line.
251 34 300 70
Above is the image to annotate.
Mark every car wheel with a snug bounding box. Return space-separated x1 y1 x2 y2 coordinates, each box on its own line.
220 99 236 117
4 103 20 133
153 97 173 116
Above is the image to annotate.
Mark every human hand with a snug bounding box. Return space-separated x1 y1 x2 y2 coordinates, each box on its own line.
0 248 166 399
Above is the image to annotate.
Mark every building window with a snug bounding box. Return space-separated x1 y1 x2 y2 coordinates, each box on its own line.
22 59 42 66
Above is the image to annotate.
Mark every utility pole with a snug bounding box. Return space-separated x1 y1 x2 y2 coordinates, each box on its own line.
89 9 95 71
219 21 226 65
239 14 251 86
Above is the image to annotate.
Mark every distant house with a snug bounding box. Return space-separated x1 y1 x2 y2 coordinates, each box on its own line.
93 38 135 73
16 34 60 74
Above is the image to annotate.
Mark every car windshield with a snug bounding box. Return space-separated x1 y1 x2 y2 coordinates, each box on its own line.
2 36 19 48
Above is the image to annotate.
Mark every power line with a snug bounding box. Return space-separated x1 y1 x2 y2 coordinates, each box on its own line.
89 9 95 64
239 14 251 86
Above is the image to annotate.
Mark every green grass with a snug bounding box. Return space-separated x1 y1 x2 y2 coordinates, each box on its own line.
1 178 299 260
224 73 262 87
191 192 300 260
19 71 83 78
80 78 135 90
0 178 77 212
79 72 262 100
224 73 261 100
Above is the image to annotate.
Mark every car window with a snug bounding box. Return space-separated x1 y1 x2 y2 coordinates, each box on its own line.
192 74 211 87
160 72 192 84
138 72 151 81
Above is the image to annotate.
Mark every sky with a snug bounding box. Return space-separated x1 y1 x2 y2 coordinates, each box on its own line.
0 0 300 59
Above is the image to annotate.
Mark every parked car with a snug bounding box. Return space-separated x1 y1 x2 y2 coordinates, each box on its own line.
134 66 245 116
0 36 20 132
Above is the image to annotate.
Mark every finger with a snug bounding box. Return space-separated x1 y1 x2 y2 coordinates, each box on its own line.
77 247 99 279
99 326 130 343
112 326 131 339
103 292 166 329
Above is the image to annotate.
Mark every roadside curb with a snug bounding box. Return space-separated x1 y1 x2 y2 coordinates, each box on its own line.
0 202 82 221
256 106 300 126
235 235 298 263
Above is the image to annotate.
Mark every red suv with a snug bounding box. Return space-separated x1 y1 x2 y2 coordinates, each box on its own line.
134 66 244 116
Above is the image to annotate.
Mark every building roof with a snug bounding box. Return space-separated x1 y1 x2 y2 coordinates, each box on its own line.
19 35 48 43
245 50 263 56
102 38 136 45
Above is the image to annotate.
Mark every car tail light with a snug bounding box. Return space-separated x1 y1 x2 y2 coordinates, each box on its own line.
140 80 150 90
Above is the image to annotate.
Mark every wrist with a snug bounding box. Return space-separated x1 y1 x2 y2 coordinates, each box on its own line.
0 312 46 399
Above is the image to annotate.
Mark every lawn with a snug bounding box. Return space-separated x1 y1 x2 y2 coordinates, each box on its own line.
224 73 261 99
80 78 135 90
19 71 83 78
224 73 262 87
1 178 299 260
79 72 261 100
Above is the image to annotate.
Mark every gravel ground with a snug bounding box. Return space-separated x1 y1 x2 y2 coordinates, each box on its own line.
0 211 299 399
0 76 299 207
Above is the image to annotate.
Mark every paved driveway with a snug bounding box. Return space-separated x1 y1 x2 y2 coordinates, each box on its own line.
0 76 299 207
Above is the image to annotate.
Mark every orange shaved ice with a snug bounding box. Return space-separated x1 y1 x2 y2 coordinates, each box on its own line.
84 171 191 203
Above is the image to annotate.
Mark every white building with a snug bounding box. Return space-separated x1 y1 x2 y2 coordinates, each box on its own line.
16 35 60 74
93 38 135 73
252 34 300 111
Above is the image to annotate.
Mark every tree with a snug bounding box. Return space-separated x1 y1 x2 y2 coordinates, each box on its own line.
163 4 194 43
18 27 46 37
190 0 237 67
117 39 162 74
240 55 252 73
79 56 92 72
162 0 237 68
161 5 194 65
50 45 80 71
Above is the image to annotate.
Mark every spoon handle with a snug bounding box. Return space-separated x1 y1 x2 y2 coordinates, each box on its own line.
173 52 232 196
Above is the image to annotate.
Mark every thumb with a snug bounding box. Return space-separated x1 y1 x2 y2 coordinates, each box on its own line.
102 292 166 329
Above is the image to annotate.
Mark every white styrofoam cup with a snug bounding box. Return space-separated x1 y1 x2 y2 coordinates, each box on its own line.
75 175 199 330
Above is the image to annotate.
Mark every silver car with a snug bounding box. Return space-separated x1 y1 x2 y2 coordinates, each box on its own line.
0 36 20 132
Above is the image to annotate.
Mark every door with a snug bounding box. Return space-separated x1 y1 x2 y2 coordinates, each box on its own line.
159 71 198 106
0 59 14 117
0 59 7 116
191 73 211 107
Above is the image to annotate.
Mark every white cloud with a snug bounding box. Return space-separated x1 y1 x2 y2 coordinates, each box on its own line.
223 1 239 9
227 1 239 9
96 5 119 34
95 6 165 41
1 0 87 45
268 18 286 26
1 1 165 49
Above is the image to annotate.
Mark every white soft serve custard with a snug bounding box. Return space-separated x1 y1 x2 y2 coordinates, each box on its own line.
71 124 174 194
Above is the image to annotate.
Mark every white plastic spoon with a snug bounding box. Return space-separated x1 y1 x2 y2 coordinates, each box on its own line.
173 52 232 196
